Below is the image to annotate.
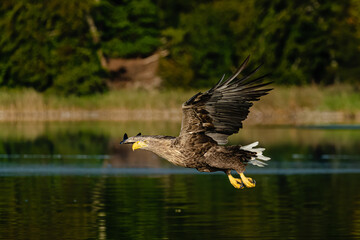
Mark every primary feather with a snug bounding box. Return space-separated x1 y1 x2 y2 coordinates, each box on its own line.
180 56 272 145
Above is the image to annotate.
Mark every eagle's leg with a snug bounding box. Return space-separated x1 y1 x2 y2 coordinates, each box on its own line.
225 170 244 189
238 172 256 188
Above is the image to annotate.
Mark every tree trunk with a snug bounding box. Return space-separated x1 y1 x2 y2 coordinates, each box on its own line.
86 14 108 70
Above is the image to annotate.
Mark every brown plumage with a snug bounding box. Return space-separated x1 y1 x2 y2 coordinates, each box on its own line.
121 56 272 189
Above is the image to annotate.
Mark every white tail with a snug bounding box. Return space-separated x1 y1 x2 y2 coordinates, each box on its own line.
240 141 271 167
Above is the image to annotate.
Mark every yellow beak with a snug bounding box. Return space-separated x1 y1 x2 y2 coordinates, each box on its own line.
132 141 148 151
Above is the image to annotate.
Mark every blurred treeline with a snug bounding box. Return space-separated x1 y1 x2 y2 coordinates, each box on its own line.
1 0 360 95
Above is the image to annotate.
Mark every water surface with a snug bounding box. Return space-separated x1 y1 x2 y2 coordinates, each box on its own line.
0 122 360 239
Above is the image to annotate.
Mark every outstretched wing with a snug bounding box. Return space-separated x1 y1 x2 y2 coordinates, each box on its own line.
180 56 272 145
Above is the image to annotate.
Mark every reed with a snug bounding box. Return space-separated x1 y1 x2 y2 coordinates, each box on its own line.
0 85 359 122
257 84 360 112
33 89 196 110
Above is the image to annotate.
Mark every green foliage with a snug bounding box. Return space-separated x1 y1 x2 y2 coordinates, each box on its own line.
0 0 107 95
159 0 360 87
159 28 193 88
101 36 160 58
247 0 360 85
0 0 164 95
50 62 107 96
93 0 161 58
0 0 360 94
160 1 241 88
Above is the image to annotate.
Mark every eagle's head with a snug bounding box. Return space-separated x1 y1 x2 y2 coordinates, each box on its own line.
119 133 149 151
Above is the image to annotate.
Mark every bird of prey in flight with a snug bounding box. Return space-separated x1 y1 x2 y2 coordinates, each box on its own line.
120 56 272 189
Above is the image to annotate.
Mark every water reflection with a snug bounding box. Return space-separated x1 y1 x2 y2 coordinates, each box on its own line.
0 122 360 239
1 174 360 239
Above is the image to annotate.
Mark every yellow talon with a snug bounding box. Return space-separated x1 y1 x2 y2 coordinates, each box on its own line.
240 173 256 188
227 173 244 189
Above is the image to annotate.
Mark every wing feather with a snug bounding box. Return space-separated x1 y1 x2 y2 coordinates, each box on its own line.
180 56 272 145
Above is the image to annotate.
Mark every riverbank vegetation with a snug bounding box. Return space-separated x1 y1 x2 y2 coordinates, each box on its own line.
0 85 359 112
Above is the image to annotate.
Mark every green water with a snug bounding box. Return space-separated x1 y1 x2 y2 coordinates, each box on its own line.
0 122 360 239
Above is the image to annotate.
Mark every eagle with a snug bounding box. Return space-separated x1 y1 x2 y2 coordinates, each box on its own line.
120 56 272 189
